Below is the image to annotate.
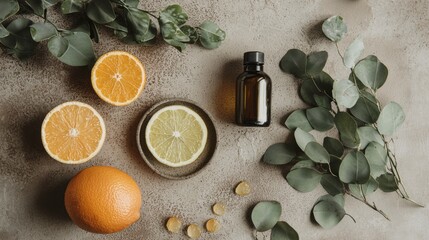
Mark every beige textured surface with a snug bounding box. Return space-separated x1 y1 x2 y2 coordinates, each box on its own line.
1 0 429 239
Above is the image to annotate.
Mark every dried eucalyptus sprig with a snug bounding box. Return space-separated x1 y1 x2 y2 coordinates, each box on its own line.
0 0 225 66
263 16 423 230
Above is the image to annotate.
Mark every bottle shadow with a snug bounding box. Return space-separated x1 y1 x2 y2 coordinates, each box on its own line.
213 59 242 124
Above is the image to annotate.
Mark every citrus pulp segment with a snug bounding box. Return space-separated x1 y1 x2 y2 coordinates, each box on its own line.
41 101 106 164
145 105 208 167
91 51 146 106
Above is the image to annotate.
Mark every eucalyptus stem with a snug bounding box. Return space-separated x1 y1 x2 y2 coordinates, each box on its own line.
142 10 159 19
43 9 47 22
309 76 339 113
335 42 344 62
346 191 390 220
345 213 357 223
377 131 424 207
359 184 367 202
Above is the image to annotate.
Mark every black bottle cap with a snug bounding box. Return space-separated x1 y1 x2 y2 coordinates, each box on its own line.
244 51 264 65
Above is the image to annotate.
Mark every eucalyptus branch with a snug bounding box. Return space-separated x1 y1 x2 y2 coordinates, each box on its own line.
346 191 390 220
375 128 424 207
0 0 226 66
264 15 423 234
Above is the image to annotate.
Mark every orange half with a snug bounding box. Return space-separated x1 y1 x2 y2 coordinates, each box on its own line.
91 51 146 106
41 101 106 164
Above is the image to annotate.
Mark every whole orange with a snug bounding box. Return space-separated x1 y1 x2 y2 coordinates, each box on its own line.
64 166 142 234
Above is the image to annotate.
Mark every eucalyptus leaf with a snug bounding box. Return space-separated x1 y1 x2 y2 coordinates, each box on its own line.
88 19 99 43
357 126 383 149
300 73 334 106
352 114 367 128
349 176 378 199
159 4 188 26
197 21 225 49
61 0 84 14
104 15 129 40
330 156 342 176
316 194 345 207
323 137 344 158
114 30 129 40
25 0 44 16
349 71 366 89
271 221 299 240
334 112 360 148
339 151 370 184
285 109 313 132
122 0 138 8
305 142 330 164
294 128 316 151
127 8 156 43
46 34 67 57
0 24 9 38
163 38 186 52
321 175 344 196
48 32 95 66
306 51 328 76
42 0 59 8
295 153 311 162
300 79 318 106
263 143 296 165
377 102 405 136
314 94 331 109
0 18 37 59
30 22 57 42
0 0 19 22
161 21 189 51
280 49 306 78
161 22 189 42
343 37 364 68
306 107 334 132
314 71 334 96
105 18 128 33
286 168 322 192
350 91 380 124
251 201 282 232
86 0 115 24
354 55 388 90
291 160 315 171
332 79 359 108
71 21 90 35
313 200 345 229
365 142 388 178
26 0 60 16
180 25 198 43
322 16 347 42
377 173 398 192
312 72 335 108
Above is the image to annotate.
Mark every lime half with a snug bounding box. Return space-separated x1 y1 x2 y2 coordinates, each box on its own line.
145 105 208 167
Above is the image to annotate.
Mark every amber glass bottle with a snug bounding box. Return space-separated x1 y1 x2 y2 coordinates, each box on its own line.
235 51 272 127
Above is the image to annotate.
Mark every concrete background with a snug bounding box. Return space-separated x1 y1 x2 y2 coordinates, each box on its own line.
1 0 429 239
